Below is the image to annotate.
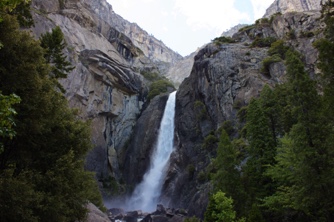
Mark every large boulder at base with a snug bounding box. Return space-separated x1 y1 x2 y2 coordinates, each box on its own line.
86 203 110 222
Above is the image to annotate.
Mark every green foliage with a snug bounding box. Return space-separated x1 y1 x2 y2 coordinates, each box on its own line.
184 216 201 222
260 54 281 75
147 79 174 100
187 164 195 179
0 14 104 220
269 12 282 24
213 36 236 45
0 92 20 153
194 100 208 120
267 40 289 59
250 37 276 48
239 24 255 32
204 191 236 222
40 26 74 92
255 18 269 26
202 134 218 151
286 29 296 39
212 130 245 215
140 71 160 81
299 30 315 38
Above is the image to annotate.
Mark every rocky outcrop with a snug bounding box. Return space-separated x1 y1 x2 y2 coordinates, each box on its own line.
165 51 198 87
83 0 182 65
122 94 169 186
221 24 248 37
86 203 110 222
30 0 181 183
162 9 322 217
264 0 323 18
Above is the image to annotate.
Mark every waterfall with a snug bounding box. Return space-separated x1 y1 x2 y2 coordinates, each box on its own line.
127 91 176 212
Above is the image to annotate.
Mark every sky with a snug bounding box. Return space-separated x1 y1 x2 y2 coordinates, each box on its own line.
106 0 275 56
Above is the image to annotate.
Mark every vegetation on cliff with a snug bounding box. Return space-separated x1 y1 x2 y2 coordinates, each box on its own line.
0 3 104 221
205 1 334 221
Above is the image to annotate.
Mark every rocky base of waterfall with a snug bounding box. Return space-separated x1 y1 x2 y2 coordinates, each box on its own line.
107 204 189 222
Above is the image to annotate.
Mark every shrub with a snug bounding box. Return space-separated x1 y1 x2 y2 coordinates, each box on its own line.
268 40 289 59
269 12 282 24
213 36 236 45
299 30 315 38
148 79 174 100
141 71 160 81
204 191 236 222
239 24 255 32
184 216 201 222
202 134 218 150
261 54 282 75
194 100 207 120
197 170 207 183
251 36 276 48
187 164 195 179
287 29 296 39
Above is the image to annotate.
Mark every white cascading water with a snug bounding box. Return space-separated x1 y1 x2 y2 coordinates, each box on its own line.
127 91 176 212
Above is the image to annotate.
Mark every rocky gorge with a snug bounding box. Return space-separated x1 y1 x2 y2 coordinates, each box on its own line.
28 0 327 221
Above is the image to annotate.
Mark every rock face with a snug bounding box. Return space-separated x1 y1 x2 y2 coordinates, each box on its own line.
264 0 324 18
221 24 248 37
122 94 169 186
161 9 321 218
30 0 181 182
165 51 197 87
86 203 110 222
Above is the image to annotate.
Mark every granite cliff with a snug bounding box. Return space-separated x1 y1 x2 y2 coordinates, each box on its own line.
161 9 322 218
30 0 182 184
264 0 324 17
29 0 325 218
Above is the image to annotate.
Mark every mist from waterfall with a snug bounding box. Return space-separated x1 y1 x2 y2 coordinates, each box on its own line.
127 91 176 212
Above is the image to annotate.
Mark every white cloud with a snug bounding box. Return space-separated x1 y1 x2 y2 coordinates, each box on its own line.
249 0 274 19
173 0 250 34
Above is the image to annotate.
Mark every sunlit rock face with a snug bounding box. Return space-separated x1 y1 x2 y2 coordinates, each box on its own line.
30 0 182 181
264 0 323 18
161 8 322 217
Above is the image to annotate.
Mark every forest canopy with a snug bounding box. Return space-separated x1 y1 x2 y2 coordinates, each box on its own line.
0 2 104 221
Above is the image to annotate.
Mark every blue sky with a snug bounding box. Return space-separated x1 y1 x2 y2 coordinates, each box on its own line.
107 0 274 56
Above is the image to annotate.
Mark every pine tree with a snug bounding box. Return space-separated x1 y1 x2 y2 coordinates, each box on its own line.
264 48 334 221
0 13 104 221
244 97 276 202
40 26 74 92
212 129 245 216
204 191 236 222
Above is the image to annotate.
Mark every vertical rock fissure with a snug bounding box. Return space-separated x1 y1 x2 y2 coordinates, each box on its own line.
127 91 177 212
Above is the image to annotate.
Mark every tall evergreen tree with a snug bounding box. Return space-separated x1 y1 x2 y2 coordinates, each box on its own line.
0 13 104 221
40 26 74 92
212 129 245 216
264 49 334 221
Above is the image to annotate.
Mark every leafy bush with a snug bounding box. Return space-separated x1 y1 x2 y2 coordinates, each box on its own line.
268 40 289 59
269 12 282 24
299 30 315 38
202 134 218 150
286 29 296 39
261 54 282 75
194 100 207 120
251 37 277 48
213 36 236 45
184 216 201 222
148 79 174 100
141 71 160 81
239 25 255 32
204 191 236 222
197 170 208 183
187 164 195 179
255 18 269 26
